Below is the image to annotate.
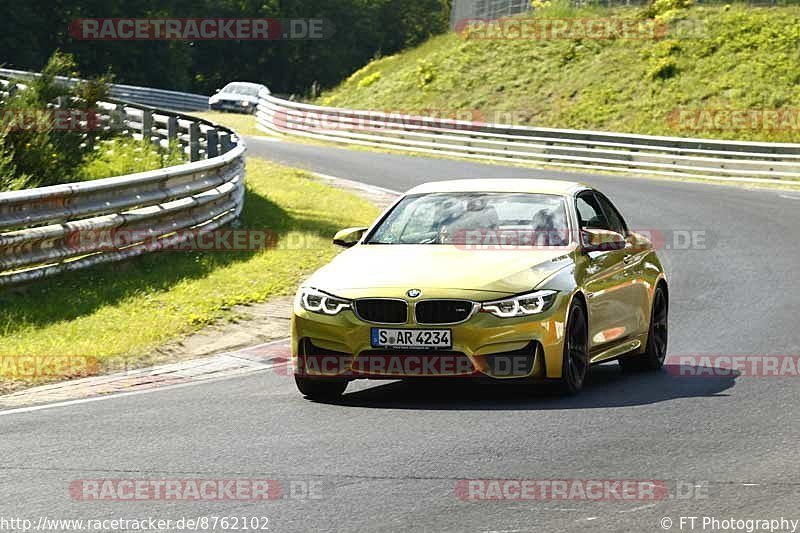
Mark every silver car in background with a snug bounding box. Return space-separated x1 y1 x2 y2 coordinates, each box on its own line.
209 82 269 114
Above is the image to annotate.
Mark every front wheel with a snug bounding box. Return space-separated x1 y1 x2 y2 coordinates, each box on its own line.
620 285 668 372
560 302 589 395
295 376 348 401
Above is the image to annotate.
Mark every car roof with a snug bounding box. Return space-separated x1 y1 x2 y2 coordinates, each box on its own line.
223 82 265 89
405 179 588 196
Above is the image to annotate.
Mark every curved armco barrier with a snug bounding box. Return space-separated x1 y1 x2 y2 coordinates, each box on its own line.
0 68 209 112
257 94 800 185
0 77 246 286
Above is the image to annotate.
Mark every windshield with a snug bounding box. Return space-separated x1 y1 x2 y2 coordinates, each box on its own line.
221 83 260 96
367 192 570 246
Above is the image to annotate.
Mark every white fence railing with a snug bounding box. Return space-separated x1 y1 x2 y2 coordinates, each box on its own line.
450 0 531 29
256 95 800 184
0 77 245 286
0 68 209 111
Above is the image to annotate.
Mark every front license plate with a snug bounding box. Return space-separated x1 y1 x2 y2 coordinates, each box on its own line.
371 328 452 350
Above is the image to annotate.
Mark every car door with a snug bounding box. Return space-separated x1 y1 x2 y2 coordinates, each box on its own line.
594 192 652 340
575 191 638 352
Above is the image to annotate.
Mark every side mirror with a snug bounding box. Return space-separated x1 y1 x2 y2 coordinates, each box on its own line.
214 88 221 94
333 227 368 248
581 228 626 253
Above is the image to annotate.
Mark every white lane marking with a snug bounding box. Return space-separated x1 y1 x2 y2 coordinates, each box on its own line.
583 517 599 521
0 362 288 418
618 504 657 513
311 172 402 195
779 194 800 200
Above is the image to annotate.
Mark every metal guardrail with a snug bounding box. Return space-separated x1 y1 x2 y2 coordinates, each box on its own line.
450 0 788 26
0 77 245 286
450 0 531 29
256 95 800 184
0 68 209 111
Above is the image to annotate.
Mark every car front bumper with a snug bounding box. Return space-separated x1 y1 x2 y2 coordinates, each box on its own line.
210 101 255 113
291 292 572 381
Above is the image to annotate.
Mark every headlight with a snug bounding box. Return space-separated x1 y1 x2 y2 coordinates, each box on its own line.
481 290 558 318
298 287 351 315
241 101 251 106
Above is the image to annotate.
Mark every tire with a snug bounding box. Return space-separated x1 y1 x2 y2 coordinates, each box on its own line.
619 285 669 372
295 376 348 401
561 302 589 395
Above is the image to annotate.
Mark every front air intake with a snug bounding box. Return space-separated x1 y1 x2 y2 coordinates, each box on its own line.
354 299 408 324
415 300 475 325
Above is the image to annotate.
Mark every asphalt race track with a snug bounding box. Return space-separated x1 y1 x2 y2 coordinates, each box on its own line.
2 137 799 532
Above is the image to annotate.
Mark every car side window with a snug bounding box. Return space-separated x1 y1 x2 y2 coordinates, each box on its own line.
575 192 610 230
594 193 628 236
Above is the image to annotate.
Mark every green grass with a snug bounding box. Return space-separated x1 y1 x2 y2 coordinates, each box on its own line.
319 3 800 143
80 138 186 181
0 158 378 384
190 111 262 137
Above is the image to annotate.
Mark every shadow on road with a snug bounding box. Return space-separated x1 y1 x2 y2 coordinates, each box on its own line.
325 363 738 410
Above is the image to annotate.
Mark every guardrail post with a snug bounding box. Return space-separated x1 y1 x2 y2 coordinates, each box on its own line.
189 122 201 161
166 116 178 142
219 132 232 154
142 110 153 143
206 129 219 158
112 103 126 133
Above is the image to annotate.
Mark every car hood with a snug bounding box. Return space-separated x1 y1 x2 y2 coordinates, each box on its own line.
305 244 575 298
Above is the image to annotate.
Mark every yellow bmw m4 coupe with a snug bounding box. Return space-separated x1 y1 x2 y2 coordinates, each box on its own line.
292 179 668 399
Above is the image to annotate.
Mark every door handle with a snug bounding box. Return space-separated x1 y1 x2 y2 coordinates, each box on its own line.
623 254 636 265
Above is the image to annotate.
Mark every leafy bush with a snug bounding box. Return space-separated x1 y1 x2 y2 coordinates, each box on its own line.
648 57 679 80
416 60 436 89
1 51 189 191
0 51 110 190
358 72 382 88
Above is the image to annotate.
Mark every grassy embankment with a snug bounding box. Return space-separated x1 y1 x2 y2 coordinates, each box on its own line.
318 3 800 143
